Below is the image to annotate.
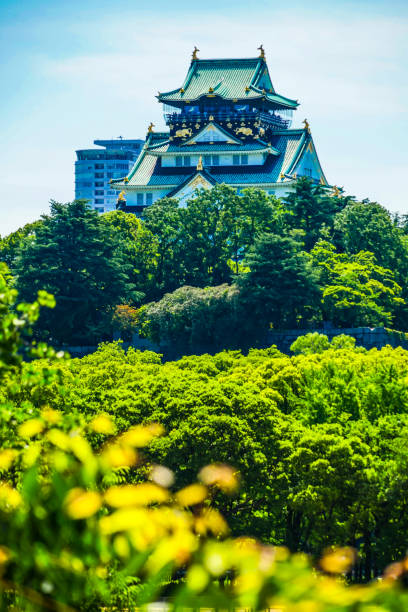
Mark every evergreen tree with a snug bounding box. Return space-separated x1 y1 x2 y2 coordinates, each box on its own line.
15 200 136 344
237 233 321 329
284 178 349 250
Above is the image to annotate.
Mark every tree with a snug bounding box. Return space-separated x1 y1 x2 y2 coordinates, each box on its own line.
143 197 186 296
237 233 321 330
102 210 159 302
0 220 42 269
138 284 246 355
15 200 136 344
311 240 404 327
283 178 349 250
180 185 282 285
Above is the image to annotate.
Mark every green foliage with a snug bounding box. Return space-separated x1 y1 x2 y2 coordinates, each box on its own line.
0 220 42 269
14 201 137 345
2 262 408 609
138 284 246 354
283 177 350 250
311 240 404 326
238 232 321 329
290 332 357 354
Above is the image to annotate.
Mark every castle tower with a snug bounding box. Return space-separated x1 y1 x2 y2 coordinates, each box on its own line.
112 47 328 212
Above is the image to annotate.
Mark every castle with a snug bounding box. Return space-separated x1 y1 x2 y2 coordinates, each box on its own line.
112 46 328 213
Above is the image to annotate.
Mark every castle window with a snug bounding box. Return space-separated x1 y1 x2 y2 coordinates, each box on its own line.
233 155 240 165
176 156 182 167
183 156 191 166
304 168 312 176
137 193 144 205
204 155 211 165
241 154 248 165
212 155 219 166
146 193 153 205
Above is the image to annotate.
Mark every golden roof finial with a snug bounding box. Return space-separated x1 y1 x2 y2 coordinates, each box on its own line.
302 118 311 133
332 185 341 197
196 155 203 171
192 46 200 60
258 44 265 59
280 172 285 180
118 191 126 202
148 122 154 133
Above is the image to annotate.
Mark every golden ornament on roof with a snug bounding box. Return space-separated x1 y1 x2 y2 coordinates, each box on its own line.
258 44 265 59
196 155 203 171
180 88 185 93
280 172 285 180
208 86 214 93
118 191 126 201
124 177 129 183
332 185 341 196
302 118 311 133
148 122 155 133
192 46 200 60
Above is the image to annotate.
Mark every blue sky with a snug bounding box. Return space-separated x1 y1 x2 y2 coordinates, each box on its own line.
0 0 407 235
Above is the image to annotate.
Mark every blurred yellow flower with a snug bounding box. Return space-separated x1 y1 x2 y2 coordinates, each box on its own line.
40 407 61 424
0 482 22 511
0 449 17 471
104 483 169 507
320 547 356 574
176 484 207 507
47 429 70 450
18 418 44 438
89 414 115 435
120 423 164 448
101 443 138 468
0 546 10 564
64 488 102 520
199 463 239 493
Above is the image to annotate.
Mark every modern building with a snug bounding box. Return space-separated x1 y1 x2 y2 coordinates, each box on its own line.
112 47 329 214
75 139 144 212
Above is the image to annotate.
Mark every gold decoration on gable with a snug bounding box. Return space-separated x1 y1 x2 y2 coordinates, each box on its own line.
175 128 192 138
192 46 200 60
235 126 253 136
258 44 265 59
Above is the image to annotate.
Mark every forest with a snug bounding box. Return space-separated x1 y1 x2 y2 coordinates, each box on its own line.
2 182 408 609
2 179 408 351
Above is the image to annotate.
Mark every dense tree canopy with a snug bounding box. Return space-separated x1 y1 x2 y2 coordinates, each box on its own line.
14 201 137 344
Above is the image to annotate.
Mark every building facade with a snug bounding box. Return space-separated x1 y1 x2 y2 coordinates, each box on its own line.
112 48 329 213
75 139 143 212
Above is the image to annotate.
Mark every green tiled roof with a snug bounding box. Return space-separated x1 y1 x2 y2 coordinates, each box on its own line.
148 142 277 154
158 58 298 110
111 129 312 189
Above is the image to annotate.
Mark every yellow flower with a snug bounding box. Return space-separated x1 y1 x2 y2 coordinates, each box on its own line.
64 488 102 519
176 484 207 507
18 418 44 438
0 546 11 564
199 463 239 493
320 547 356 574
0 449 17 471
101 443 138 468
40 407 61 424
104 483 168 507
0 482 22 511
119 424 164 448
89 414 115 435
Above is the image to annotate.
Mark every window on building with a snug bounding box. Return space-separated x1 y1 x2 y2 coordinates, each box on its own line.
204 155 211 166
212 155 219 166
241 154 248 165
95 207 104 213
176 157 182 167
233 155 240 165
95 164 104 169
107 172 113 178
304 168 312 176
95 182 104 187
183 156 191 167
95 190 104 195
146 193 153 206
95 199 104 204
95 173 104 178
137 194 144 205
